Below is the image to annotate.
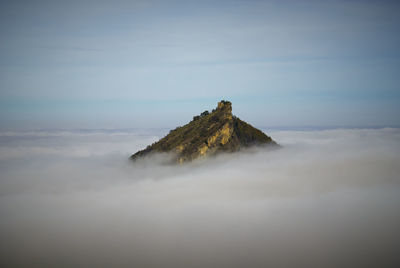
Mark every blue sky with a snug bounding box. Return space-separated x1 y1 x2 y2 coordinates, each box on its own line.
0 0 399 129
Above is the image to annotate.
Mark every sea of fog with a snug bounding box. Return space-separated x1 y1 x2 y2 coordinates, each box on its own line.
0 128 399 267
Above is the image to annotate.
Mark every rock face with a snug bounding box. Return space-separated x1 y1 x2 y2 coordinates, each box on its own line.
131 100 278 163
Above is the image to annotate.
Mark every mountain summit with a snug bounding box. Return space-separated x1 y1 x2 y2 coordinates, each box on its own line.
131 100 278 163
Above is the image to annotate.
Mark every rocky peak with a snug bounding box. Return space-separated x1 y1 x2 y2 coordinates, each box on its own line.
131 100 278 163
217 100 232 112
213 100 232 121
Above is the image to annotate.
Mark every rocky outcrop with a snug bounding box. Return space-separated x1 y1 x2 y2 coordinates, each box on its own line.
131 100 278 163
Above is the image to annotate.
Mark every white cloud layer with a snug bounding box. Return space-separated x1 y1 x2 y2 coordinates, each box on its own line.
0 128 399 267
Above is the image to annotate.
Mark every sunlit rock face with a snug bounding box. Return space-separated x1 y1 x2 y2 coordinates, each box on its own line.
131 100 278 163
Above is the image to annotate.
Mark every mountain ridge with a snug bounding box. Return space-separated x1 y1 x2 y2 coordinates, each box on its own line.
131 100 278 163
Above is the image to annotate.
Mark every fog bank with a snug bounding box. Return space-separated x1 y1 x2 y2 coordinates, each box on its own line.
1 128 399 267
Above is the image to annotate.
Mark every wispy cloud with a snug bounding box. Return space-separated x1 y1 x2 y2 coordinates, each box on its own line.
37 45 103 52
